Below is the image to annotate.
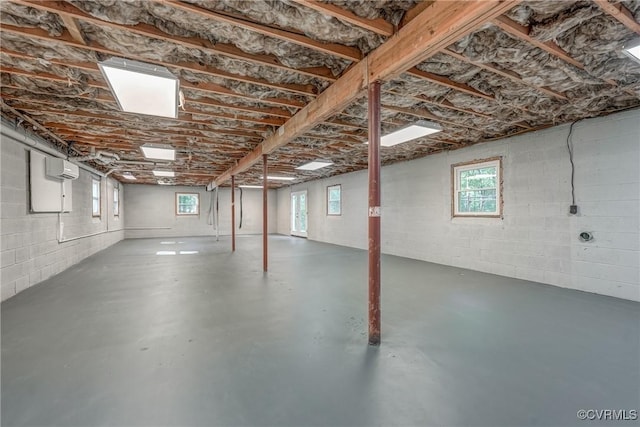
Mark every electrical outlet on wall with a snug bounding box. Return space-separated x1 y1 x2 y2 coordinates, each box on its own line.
569 205 578 215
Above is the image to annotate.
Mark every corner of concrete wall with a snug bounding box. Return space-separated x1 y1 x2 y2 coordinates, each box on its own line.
1 129 125 301
275 109 640 302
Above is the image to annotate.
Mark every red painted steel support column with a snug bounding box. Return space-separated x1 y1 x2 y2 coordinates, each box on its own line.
368 81 381 346
263 154 268 272
231 175 236 252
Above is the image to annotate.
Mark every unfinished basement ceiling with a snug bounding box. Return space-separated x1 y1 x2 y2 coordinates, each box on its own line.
1 0 639 187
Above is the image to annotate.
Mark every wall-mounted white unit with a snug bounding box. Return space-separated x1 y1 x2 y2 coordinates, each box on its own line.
46 157 79 180
30 151 73 212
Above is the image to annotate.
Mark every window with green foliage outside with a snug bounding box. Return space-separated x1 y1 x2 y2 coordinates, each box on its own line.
176 192 199 215
327 184 341 215
452 158 501 217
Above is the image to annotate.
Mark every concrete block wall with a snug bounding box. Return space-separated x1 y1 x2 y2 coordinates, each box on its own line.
124 185 277 239
1 131 124 301
277 109 640 301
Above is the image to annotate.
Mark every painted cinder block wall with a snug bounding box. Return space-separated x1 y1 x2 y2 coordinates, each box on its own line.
277 109 640 302
1 131 124 301
124 185 277 239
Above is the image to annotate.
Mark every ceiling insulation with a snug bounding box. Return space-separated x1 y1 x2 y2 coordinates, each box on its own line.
1 0 639 187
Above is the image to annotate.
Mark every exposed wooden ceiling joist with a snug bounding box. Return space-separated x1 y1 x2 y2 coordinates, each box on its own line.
0 90 285 127
492 15 625 90
289 0 395 37
492 15 585 69
215 0 521 185
159 0 363 62
382 104 482 131
1 78 292 121
441 48 568 100
12 0 338 82
399 1 436 28
0 50 306 110
406 67 493 100
0 24 318 97
11 107 267 139
593 0 640 35
58 13 86 45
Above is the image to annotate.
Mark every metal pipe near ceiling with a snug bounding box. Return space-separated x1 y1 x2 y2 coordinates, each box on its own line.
1 118 107 178
231 175 236 252
368 81 382 346
263 155 268 272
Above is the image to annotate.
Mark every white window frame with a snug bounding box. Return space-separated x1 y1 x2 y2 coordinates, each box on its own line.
452 157 502 218
92 178 101 217
175 192 199 216
113 186 120 217
327 184 341 216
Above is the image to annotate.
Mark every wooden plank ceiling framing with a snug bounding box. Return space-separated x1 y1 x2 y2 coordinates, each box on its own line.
1 0 639 187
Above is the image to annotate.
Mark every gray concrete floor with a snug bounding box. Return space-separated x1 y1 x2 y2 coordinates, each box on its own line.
2 235 639 427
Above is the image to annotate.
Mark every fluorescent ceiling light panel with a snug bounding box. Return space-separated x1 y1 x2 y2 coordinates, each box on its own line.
380 120 443 147
122 173 136 180
153 170 175 177
295 161 333 171
239 185 263 189
98 57 179 118
623 38 640 64
141 144 175 161
260 176 295 181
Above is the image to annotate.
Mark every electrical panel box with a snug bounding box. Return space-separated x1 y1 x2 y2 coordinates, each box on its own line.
30 151 73 212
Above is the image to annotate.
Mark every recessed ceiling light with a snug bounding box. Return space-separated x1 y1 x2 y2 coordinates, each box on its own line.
98 57 179 118
296 160 333 171
239 185 264 189
260 176 295 181
122 173 136 180
366 120 443 147
623 38 640 64
153 170 175 177
381 120 443 147
141 143 175 161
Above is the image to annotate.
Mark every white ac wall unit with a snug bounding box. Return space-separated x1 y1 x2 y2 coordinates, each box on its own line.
46 157 79 180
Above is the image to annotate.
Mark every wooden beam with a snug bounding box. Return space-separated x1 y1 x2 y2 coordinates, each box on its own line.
179 80 304 110
492 15 625 89
0 51 306 110
593 0 640 35
11 106 266 139
58 14 86 44
381 87 492 119
406 67 494 100
441 48 568 100
1 77 292 120
161 0 362 61
0 27 316 97
1 84 115 104
0 100 76 151
14 0 337 82
399 1 436 28
289 0 394 37
492 16 586 70
368 1 519 82
382 104 482 131
215 0 520 185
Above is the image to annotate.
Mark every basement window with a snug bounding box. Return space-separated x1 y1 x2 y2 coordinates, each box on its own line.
452 157 502 217
92 178 101 217
113 186 120 217
327 184 341 215
176 192 199 216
